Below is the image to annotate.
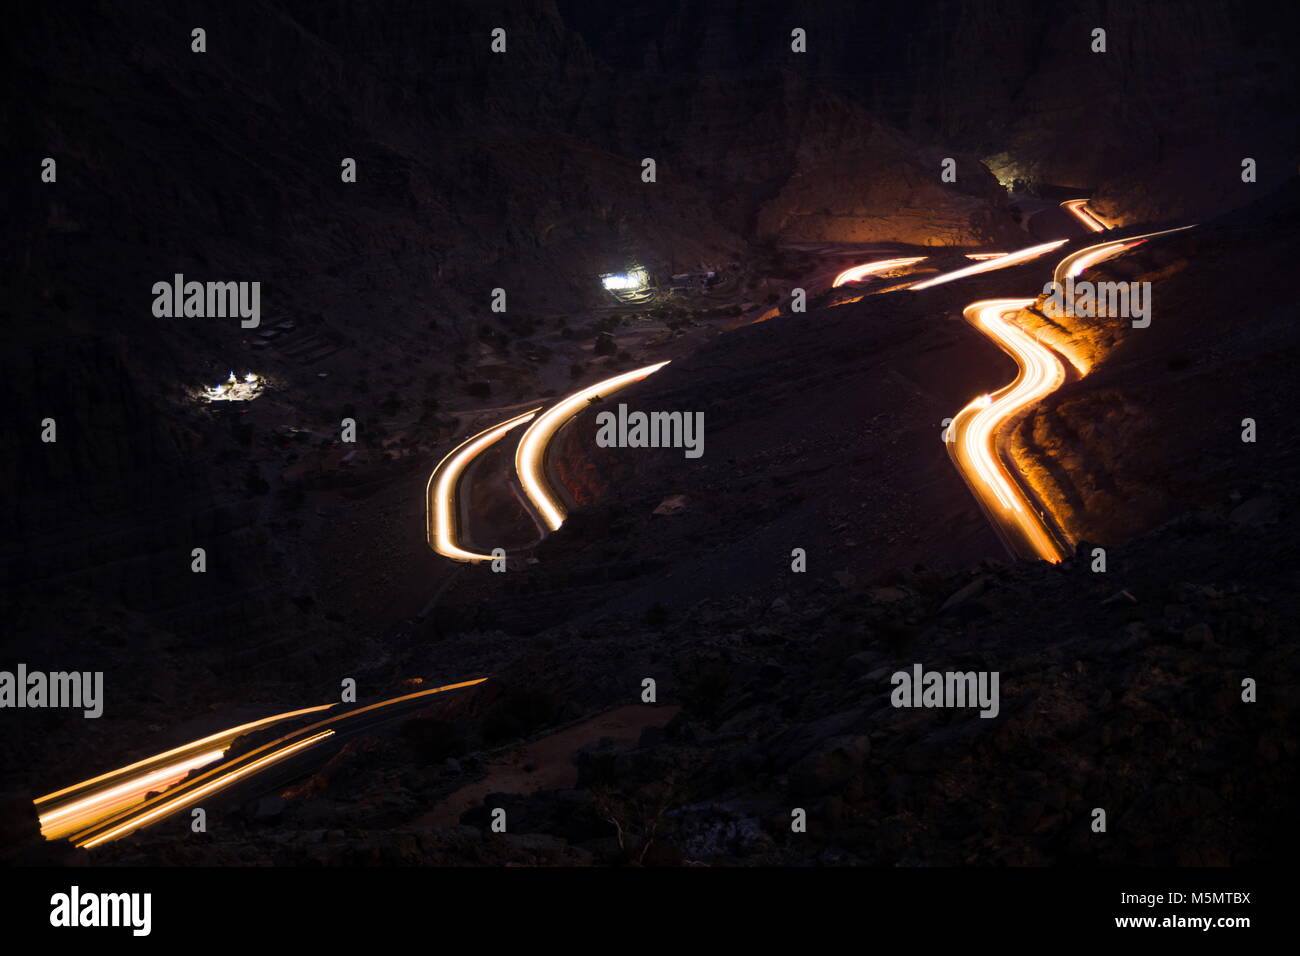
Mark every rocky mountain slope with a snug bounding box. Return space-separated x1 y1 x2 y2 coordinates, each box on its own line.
3 1 1296 866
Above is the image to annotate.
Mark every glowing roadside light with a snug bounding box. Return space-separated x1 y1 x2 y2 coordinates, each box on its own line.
516 362 670 531
77 730 338 848
832 257 927 288
909 239 1068 290
427 409 540 562
964 253 1007 261
244 372 257 384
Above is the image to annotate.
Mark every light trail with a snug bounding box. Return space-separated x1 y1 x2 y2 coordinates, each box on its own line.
832 257 927 288
429 238 1072 555
77 731 338 849
909 239 1068 290
38 749 225 840
947 299 1069 563
47 680 488 848
426 408 540 562
948 222 1197 562
1061 199 1108 232
1055 239 1145 282
515 362 670 531
34 704 336 839
34 705 335 807
1051 224 1196 286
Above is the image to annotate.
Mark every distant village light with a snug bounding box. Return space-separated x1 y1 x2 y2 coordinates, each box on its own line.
201 370 264 403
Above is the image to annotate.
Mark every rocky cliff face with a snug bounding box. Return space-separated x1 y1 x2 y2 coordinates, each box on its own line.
568 0 1299 225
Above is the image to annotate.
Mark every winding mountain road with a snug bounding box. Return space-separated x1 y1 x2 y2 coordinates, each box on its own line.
35 199 1197 853
944 210 1196 562
428 362 670 559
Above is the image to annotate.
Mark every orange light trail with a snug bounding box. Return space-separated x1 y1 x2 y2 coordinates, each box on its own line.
426 408 540 561
45 680 488 848
33 704 337 839
1061 199 1108 232
948 299 1068 563
38 749 225 840
948 222 1196 562
77 731 338 848
909 239 1068 290
516 362 670 531
832 257 927 288
34 705 335 807
1051 224 1195 287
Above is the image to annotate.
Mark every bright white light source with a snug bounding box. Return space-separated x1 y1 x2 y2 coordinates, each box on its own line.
201 370 264 403
602 270 646 291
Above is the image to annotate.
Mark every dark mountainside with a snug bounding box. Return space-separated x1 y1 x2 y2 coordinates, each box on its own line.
2 1 1297 866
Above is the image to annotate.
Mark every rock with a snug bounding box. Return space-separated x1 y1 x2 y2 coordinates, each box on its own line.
844 652 878 675
250 795 286 821
1229 496 1279 527
1123 622 1150 643
652 494 690 516
637 724 667 749
939 575 986 612
789 734 871 796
